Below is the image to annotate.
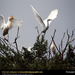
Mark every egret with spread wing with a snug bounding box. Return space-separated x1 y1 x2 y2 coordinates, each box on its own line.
31 5 58 36
0 15 23 38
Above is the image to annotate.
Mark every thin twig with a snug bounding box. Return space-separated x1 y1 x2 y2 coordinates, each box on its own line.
48 29 56 59
61 32 65 51
51 37 61 54
35 26 39 36
13 27 20 53
63 28 75 54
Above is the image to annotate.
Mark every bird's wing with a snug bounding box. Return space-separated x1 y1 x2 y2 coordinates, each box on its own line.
47 9 58 20
31 5 45 30
0 14 5 29
43 9 58 27
11 18 23 27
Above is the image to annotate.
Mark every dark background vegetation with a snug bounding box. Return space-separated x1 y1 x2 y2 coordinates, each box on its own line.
0 28 75 70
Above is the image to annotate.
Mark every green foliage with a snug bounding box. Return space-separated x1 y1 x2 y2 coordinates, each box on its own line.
22 47 35 63
66 44 75 67
48 53 73 70
0 35 75 70
32 35 48 58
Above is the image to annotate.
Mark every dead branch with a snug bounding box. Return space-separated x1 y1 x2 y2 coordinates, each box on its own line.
13 27 20 53
0 27 20 54
51 29 61 54
51 36 61 54
35 26 39 36
60 32 65 51
49 29 56 48
48 29 58 59
59 28 75 62
63 29 75 54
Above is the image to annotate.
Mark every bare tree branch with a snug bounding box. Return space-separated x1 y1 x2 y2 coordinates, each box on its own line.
35 26 39 36
13 27 20 53
48 29 58 59
63 29 75 54
61 32 65 51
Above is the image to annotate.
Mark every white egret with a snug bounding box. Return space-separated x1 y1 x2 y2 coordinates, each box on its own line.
27 47 32 52
31 5 58 36
0 15 23 38
51 41 56 55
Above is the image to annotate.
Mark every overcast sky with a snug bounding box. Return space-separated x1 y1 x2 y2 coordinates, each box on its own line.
0 0 75 51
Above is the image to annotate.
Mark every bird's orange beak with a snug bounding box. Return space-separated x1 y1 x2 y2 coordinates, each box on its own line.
12 19 14 21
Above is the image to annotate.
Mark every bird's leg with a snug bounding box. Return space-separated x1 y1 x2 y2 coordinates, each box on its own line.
7 33 9 41
7 33 11 46
4 36 8 42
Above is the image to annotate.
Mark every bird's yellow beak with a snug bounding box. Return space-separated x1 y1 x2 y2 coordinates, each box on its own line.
12 19 14 21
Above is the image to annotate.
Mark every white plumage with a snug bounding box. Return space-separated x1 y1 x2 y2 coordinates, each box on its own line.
51 42 56 55
31 5 58 33
43 9 58 27
27 47 32 51
0 15 23 36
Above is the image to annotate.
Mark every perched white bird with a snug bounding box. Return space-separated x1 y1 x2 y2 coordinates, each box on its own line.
0 15 23 38
51 42 56 55
31 5 58 36
27 47 32 52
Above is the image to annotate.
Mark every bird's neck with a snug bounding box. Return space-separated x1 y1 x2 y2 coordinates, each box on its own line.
7 20 11 24
47 20 52 27
7 20 12 29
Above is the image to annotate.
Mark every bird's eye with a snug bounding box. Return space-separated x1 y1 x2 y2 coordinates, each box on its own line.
9 18 12 21
47 19 53 21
